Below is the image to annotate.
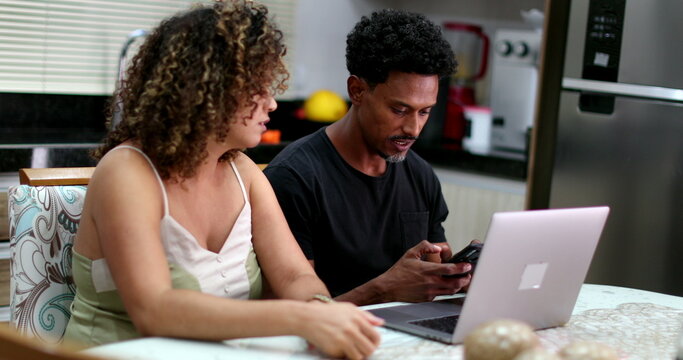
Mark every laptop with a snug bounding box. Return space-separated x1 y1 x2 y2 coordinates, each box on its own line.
369 206 610 344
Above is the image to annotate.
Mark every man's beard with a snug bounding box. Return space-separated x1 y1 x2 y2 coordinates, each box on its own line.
380 135 417 163
384 153 406 163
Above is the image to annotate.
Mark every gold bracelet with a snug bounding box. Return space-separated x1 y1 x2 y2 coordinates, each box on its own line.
310 294 335 303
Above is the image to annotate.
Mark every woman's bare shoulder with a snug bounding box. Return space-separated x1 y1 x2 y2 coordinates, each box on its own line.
232 151 262 177
232 151 272 196
89 146 163 198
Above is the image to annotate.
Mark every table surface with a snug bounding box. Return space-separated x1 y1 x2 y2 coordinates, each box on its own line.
86 284 683 360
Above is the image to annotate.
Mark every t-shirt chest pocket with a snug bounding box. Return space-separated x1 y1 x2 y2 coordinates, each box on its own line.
399 211 429 250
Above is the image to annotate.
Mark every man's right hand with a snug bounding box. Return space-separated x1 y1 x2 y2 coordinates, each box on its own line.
375 240 473 303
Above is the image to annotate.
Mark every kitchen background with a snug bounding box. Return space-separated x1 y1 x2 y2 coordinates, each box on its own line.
0 0 543 228
0 0 545 321
2 0 682 328
3 0 682 311
15 0 683 323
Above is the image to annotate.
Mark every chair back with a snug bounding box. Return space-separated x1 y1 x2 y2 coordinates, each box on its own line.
7 167 93 343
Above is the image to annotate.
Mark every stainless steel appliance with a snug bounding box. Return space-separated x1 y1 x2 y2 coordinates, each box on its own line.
489 29 542 155
548 0 683 295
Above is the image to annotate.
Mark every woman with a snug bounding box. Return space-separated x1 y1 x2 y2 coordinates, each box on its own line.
64 2 382 359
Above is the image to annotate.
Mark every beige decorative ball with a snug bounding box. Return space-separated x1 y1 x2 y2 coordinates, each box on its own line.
513 348 562 360
559 341 619 360
464 319 540 360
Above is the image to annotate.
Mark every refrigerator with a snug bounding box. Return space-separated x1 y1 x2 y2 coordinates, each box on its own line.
547 0 683 296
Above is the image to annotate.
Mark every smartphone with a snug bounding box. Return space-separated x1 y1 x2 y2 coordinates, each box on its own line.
448 243 483 264
444 243 483 278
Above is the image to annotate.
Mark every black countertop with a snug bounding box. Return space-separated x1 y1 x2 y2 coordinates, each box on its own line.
411 145 527 181
0 142 527 181
246 143 527 181
0 93 526 180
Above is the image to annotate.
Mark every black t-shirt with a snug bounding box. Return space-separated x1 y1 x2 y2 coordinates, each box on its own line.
264 128 449 296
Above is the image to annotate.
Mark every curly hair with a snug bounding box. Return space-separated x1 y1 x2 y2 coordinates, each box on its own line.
94 0 288 180
346 9 456 87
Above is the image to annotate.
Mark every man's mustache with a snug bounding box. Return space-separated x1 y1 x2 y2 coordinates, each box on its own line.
389 135 418 141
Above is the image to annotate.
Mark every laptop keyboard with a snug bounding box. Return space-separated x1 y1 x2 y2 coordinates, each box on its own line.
409 315 460 333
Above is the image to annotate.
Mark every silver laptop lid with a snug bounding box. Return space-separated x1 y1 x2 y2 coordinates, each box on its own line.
452 206 610 343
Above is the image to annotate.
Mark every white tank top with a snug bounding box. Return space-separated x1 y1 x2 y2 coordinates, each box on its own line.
108 145 254 299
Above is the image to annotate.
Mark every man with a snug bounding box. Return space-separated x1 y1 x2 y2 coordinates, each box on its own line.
264 9 472 305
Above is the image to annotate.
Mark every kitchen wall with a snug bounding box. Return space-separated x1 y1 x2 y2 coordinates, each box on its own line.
288 0 546 104
286 0 376 98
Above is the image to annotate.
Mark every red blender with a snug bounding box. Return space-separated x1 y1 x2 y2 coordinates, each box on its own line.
442 22 489 150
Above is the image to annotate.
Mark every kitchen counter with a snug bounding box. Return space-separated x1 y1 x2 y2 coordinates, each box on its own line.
247 143 528 181
0 142 527 182
413 145 527 180
0 144 99 174
1 94 527 180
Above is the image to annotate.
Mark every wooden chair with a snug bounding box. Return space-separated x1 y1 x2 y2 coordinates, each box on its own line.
19 165 264 184
8 168 93 343
18 167 95 186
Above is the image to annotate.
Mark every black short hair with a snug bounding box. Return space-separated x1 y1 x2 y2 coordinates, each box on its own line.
346 9 456 86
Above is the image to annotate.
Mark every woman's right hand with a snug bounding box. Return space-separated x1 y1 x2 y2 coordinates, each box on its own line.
299 302 384 359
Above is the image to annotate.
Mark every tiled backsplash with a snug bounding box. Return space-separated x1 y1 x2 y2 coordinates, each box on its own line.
0 92 107 172
0 92 108 144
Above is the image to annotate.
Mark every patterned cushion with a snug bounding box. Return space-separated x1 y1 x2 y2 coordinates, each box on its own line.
8 185 87 343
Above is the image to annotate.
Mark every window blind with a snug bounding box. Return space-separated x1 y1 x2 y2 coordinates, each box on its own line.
0 0 296 96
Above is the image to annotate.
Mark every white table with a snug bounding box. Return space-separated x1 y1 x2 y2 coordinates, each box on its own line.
86 284 683 360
